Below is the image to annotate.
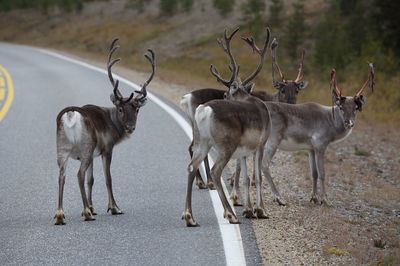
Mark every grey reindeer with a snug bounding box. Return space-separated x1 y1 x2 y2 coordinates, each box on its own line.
54 39 155 225
262 63 374 205
180 28 308 192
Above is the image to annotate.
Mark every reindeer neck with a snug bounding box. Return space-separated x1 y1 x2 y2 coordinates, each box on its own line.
330 105 352 143
107 107 128 143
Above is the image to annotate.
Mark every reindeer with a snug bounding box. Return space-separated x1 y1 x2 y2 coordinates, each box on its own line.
180 28 308 193
261 63 375 205
227 37 308 201
54 39 155 225
182 30 278 226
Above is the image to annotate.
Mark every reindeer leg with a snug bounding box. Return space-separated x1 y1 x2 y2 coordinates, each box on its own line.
228 159 241 187
212 151 240 224
230 158 243 206
262 137 286 206
55 156 68 225
183 141 211 227
102 152 123 215
254 148 268 218
251 153 256 187
189 140 207 190
204 155 215 190
86 162 97 215
308 150 319 204
315 149 329 205
241 157 255 218
78 158 95 221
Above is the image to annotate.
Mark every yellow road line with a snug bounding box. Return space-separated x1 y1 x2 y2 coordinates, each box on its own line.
0 88 5 100
0 65 14 122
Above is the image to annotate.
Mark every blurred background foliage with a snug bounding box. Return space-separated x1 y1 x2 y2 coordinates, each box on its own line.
0 0 399 123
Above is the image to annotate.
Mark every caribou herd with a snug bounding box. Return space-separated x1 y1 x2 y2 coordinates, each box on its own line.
53 28 374 226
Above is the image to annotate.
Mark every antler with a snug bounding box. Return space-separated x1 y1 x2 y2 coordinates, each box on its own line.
355 62 374 97
294 49 305 82
210 27 240 87
135 49 156 101
107 38 133 103
241 27 270 85
270 38 285 82
330 69 342 98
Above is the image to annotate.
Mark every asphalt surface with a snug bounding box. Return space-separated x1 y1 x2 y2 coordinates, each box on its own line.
0 43 262 266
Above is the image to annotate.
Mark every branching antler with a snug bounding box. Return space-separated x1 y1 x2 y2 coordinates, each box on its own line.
107 38 133 103
210 27 240 87
355 62 374 97
135 49 155 102
241 27 270 85
294 49 305 83
270 38 285 83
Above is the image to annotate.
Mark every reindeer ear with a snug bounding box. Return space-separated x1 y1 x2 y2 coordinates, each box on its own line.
297 80 308 90
272 81 283 90
137 98 147 107
110 94 120 105
243 83 254 93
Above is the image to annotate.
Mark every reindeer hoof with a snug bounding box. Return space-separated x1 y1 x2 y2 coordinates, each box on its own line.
224 210 240 224
54 209 66 225
196 179 207 189
274 196 286 206
253 208 269 219
182 210 199 227
107 206 124 215
82 208 95 221
230 193 242 206
89 206 97 216
207 181 216 190
242 208 256 219
310 195 319 204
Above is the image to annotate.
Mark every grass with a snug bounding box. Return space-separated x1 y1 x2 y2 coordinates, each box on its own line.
1 6 400 125
325 247 349 256
354 145 371 157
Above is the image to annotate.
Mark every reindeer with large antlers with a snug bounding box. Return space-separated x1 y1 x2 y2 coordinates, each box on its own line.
262 63 375 205
180 28 307 194
183 29 276 226
54 39 155 225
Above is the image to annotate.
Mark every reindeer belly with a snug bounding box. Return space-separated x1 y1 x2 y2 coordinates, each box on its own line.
279 137 312 151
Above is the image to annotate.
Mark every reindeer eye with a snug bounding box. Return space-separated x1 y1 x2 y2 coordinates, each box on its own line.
118 107 123 113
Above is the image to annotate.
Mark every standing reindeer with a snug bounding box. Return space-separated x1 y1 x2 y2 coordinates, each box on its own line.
180 28 308 192
54 39 155 225
183 30 278 226
262 63 375 205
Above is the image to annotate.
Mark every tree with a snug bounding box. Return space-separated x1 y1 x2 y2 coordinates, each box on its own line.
283 0 305 60
268 0 283 29
213 0 235 16
160 0 178 16
241 0 266 40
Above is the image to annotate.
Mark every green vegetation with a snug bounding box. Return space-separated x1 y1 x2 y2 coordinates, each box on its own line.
0 0 399 124
213 0 235 16
354 146 371 157
326 247 349 256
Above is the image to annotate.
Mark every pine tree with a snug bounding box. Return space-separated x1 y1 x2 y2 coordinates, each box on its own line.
242 0 265 40
268 0 283 29
284 0 305 60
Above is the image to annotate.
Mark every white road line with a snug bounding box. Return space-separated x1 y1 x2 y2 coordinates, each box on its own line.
37 48 246 266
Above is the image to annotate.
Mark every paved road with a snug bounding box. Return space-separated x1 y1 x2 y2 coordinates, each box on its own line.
0 43 261 266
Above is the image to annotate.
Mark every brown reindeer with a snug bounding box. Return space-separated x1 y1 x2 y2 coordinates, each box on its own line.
54 39 155 225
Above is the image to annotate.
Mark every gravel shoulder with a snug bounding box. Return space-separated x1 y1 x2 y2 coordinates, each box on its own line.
49 48 400 265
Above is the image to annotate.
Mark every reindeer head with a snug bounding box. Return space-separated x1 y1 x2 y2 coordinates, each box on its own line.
270 38 308 104
331 63 374 129
210 27 270 101
107 39 155 134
